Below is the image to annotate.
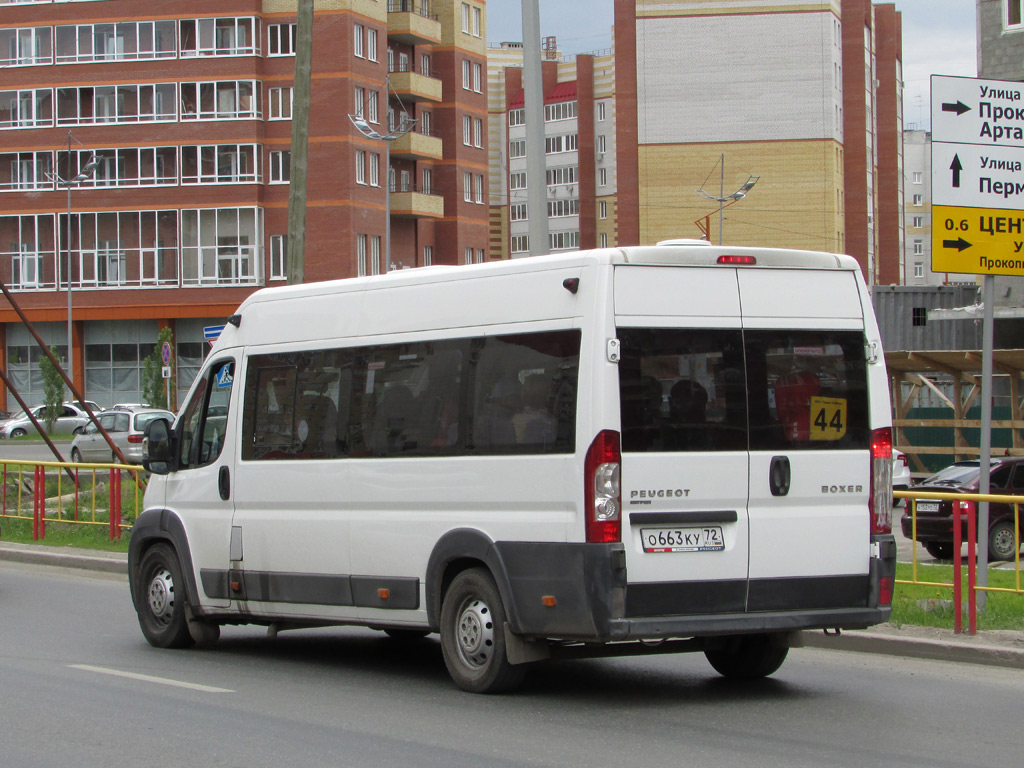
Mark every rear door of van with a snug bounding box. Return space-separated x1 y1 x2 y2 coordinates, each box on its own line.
614 263 872 619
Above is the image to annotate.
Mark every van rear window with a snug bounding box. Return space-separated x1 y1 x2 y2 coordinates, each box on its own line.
618 328 869 453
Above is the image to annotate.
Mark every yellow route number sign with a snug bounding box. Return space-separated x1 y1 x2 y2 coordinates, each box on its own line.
932 205 1024 276
809 397 847 441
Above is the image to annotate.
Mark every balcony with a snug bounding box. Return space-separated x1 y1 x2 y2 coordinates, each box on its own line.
388 69 442 103
387 1 442 46
389 184 443 219
390 130 443 161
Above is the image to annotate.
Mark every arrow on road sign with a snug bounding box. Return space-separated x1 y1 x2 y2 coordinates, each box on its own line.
949 154 963 188
942 237 973 252
941 100 971 116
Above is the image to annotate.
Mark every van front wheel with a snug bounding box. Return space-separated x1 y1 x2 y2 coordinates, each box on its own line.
136 543 195 649
704 634 789 679
439 568 525 693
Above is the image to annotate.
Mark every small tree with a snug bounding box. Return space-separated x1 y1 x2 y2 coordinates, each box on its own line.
142 327 175 409
40 346 64 432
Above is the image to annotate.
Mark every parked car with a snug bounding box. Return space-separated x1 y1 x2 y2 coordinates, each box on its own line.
0 403 91 439
72 400 102 414
71 407 174 464
901 457 1024 560
892 448 911 506
109 403 150 412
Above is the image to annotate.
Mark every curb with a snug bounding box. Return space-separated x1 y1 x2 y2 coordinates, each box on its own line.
801 628 1024 670
0 542 127 575
4 542 1024 670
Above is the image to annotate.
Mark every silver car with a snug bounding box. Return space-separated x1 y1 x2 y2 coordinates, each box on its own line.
71 407 174 464
0 403 91 439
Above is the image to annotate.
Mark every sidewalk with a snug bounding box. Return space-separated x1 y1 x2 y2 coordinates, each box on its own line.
3 540 1024 670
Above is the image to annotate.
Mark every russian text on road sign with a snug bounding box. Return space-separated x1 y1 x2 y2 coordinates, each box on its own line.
931 205 1024 276
931 142 1024 207
932 75 1024 150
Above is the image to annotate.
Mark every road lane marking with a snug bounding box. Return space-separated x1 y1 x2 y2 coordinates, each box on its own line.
68 665 234 693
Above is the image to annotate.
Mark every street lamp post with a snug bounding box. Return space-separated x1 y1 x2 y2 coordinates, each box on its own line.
695 154 759 244
49 131 98 389
348 99 415 273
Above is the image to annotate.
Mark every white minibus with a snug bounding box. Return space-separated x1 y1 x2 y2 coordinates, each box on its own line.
129 242 896 693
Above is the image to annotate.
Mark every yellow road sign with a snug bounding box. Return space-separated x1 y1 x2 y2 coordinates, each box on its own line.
931 205 1024 275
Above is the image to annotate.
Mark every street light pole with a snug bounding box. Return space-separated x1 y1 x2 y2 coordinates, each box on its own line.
50 131 98 391
695 155 759 244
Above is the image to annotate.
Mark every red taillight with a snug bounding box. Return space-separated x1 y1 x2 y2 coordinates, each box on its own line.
127 434 144 444
717 255 756 265
584 430 621 543
870 427 893 535
879 575 894 606
897 451 908 467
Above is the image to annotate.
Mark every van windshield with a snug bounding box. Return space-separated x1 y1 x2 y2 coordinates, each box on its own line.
618 328 869 453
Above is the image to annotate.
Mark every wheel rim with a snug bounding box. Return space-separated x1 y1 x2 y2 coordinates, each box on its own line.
454 595 494 670
992 526 1016 558
147 567 176 627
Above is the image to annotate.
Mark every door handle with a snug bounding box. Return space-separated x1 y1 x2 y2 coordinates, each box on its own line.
769 456 791 497
218 465 231 501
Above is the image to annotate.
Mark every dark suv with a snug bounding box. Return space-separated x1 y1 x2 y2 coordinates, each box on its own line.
901 457 1024 560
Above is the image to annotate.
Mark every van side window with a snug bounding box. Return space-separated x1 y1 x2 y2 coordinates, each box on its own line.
179 360 234 469
240 330 580 461
618 328 747 453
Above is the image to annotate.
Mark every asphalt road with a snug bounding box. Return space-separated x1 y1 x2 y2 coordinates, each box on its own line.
2 560 1022 768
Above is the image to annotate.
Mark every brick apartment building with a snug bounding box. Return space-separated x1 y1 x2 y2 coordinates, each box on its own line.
0 0 488 408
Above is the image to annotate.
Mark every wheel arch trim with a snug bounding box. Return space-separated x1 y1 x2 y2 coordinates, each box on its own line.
128 508 202 614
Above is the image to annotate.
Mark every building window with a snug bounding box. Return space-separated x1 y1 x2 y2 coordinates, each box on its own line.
370 235 381 274
179 80 259 120
270 234 288 280
0 213 55 290
473 6 482 37
357 234 367 276
464 172 473 202
511 203 527 222
599 200 608 219
269 87 293 120
474 174 483 204
548 200 579 217
58 83 177 125
546 166 577 186
369 153 379 187
180 206 261 286
422 168 432 194
473 62 483 93
549 231 579 251
510 172 527 190
269 150 290 183
181 144 258 185
912 307 927 326
597 135 607 154
267 23 296 56
509 139 526 159
511 235 529 253
55 21 176 63
913 262 924 279
1009 0 1023 27
0 26 53 66
474 118 483 147
913 194 923 206
367 90 379 124
597 101 606 121
354 87 365 117
912 215 923 228
912 239 923 255
461 3 471 33
599 168 607 187
463 115 472 145
545 101 577 122
367 28 378 62
464 247 473 265
180 18 258 57
354 23 364 57
423 245 432 266
0 151 53 191
600 233 608 248
462 60 472 90
913 171 922 184
0 88 53 129
420 53 430 76
509 109 525 127
355 150 366 184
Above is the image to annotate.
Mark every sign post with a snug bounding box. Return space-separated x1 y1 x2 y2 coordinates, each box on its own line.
931 74 1024 609
161 341 172 411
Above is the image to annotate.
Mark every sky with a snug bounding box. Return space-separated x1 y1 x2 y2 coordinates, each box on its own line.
485 0 978 131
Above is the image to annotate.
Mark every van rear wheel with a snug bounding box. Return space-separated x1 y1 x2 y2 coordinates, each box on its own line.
439 568 525 693
136 543 195 649
704 634 789 679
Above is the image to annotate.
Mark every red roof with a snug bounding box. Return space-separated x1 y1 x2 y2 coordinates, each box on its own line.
508 80 578 109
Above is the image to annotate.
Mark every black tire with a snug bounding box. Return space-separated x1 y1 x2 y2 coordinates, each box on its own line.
135 543 195 649
989 520 1019 562
924 541 955 560
704 634 789 679
10 428 26 438
439 568 525 693
71 448 83 463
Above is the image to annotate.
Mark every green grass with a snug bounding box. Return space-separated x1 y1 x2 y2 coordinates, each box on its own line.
0 514 130 552
893 561 1024 631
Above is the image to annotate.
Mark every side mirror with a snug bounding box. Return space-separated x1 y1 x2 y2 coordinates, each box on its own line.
143 417 175 474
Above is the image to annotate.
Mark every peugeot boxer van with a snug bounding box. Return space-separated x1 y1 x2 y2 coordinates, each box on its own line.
129 242 896 693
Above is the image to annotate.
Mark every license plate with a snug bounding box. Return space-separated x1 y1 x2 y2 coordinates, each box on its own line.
641 526 724 553
915 502 940 512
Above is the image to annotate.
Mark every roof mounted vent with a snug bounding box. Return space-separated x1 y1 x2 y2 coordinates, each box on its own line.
656 238 713 247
